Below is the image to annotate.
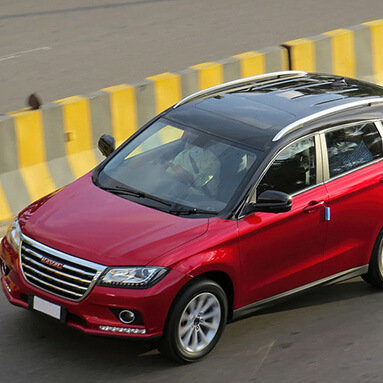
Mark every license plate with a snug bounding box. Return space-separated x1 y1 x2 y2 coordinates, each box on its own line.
32 296 62 320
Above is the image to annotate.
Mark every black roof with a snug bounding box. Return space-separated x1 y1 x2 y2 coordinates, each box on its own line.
165 73 383 150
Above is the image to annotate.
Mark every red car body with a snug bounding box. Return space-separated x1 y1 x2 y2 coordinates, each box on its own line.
2 71 383 362
1 172 243 337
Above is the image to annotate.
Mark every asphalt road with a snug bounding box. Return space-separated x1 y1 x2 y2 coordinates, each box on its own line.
1 237 382 383
3 1 383 382
2 0 383 113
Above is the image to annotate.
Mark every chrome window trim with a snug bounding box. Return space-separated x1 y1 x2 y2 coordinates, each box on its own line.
174 71 307 108
272 98 383 142
315 134 324 183
375 120 383 137
319 119 383 182
319 133 330 181
323 157 383 183
232 265 368 320
374 119 383 157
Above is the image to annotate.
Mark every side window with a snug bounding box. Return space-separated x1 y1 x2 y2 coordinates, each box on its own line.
325 122 383 178
258 136 316 196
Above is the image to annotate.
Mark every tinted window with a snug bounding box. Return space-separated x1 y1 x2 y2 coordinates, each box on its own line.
326 123 383 178
258 136 316 196
98 119 258 212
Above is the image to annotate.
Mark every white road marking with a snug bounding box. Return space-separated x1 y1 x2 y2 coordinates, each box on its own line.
253 340 276 375
0 46 52 62
218 339 276 379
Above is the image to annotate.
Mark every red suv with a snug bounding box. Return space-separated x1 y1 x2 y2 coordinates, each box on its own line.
2 71 383 362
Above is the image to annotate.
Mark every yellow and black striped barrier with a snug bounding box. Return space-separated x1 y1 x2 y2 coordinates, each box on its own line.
283 20 383 85
0 46 287 221
1 20 383 222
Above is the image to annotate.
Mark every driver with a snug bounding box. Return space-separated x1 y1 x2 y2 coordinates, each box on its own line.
168 131 220 196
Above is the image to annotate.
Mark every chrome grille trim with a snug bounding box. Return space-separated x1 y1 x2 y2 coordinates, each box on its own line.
20 235 106 301
22 264 88 292
22 257 91 285
24 272 84 298
23 247 95 279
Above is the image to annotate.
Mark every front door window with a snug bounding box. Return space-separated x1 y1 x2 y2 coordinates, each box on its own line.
258 136 316 196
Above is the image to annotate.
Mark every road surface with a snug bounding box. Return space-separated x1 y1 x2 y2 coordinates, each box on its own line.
2 1 383 381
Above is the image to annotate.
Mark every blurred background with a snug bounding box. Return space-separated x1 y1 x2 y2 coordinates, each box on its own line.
2 0 383 113
2 1 383 382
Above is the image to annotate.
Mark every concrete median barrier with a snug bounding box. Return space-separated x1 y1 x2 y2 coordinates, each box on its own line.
283 19 383 85
1 20 383 222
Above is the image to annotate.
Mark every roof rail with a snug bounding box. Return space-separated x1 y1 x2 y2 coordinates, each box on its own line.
173 70 307 108
272 98 383 142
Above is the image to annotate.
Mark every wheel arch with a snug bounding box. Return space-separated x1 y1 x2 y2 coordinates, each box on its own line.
362 224 383 287
159 271 232 362
195 271 234 321
167 270 235 323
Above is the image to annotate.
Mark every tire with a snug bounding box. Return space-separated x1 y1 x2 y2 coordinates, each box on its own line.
362 229 383 288
159 279 228 363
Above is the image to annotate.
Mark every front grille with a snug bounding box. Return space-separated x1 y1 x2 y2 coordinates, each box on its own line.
20 235 106 301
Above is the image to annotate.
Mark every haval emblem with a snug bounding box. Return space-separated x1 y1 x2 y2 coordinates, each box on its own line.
41 257 63 270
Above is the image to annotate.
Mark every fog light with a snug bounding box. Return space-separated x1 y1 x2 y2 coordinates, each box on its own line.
1 262 10 276
119 310 135 324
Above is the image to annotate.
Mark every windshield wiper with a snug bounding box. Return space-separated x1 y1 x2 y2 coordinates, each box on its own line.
99 185 171 206
167 206 218 216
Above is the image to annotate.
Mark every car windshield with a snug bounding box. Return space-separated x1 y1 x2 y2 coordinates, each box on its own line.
96 118 258 214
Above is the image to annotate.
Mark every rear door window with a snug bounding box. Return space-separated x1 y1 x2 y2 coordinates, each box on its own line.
325 122 383 178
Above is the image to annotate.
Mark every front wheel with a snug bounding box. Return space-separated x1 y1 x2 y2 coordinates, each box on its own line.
159 279 228 363
362 229 383 288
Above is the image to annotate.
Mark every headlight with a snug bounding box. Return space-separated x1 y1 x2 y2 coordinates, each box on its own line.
98 266 169 288
6 217 22 253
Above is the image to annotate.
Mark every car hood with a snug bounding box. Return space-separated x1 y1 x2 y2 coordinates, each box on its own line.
20 174 209 266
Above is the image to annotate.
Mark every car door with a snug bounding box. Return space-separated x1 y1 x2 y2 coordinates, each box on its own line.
321 121 383 276
237 134 329 308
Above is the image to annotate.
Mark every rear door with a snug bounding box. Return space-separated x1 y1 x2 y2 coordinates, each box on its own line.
321 121 383 276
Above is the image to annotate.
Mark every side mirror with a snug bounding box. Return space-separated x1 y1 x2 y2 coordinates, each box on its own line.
98 134 115 157
244 190 292 215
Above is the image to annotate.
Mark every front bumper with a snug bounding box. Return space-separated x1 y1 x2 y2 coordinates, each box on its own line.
0 237 191 339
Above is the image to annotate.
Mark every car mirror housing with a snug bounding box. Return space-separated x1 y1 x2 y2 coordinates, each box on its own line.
244 190 292 214
98 134 116 157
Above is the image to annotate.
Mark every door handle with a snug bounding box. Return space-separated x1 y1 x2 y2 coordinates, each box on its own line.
303 200 326 213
